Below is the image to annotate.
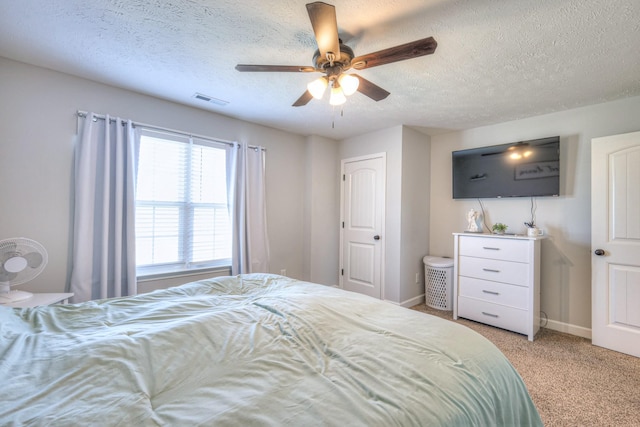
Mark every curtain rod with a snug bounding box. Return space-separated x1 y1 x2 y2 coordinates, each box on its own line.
76 110 265 151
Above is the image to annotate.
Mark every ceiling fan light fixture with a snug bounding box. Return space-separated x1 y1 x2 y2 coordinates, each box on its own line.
338 73 359 96
307 77 328 99
329 86 346 106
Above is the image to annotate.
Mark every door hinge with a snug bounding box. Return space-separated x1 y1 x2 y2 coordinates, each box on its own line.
342 221 344 228
343 174 345 181
341 269 344 276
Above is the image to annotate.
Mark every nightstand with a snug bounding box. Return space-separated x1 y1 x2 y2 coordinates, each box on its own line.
1 293 74 308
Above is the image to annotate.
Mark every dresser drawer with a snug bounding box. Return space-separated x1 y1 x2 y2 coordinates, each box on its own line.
458 297 528 335
458 276 528 309
458 255 529 286
459 236 530 262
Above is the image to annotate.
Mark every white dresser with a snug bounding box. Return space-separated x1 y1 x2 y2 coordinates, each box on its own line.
453 233 543 341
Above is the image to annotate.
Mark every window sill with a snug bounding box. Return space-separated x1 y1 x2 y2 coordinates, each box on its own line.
137 265 231 283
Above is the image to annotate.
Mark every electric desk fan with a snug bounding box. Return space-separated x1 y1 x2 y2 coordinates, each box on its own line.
0 237 48 303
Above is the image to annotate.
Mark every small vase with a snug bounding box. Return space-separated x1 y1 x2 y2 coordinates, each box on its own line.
527 227 544 237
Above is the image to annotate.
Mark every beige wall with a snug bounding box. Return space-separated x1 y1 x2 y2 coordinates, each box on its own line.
304 135 341 286
340 125 431 306
399 127 431 303
429 95 640 337
0 57 310 293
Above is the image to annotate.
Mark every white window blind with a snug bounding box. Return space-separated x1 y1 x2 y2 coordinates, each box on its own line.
135 128 232 275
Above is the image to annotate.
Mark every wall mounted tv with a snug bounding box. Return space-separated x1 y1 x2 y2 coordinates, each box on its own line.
452 136 560 199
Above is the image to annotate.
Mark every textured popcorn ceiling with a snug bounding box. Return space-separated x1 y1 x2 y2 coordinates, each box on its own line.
1 0 639 139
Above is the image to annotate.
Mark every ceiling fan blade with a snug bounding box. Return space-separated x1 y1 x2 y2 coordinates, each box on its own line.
236 64 316 73
306 2 341 61
292 90 314 107
351 37 437 70
353 75 390 101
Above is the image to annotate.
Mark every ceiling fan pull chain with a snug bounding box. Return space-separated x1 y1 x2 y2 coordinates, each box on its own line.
332 105 335 128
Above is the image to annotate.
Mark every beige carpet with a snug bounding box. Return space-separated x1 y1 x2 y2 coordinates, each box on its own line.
410 304 640 427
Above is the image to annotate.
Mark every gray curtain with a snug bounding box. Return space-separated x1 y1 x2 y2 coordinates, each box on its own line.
229 142 270 274
70 113 137 302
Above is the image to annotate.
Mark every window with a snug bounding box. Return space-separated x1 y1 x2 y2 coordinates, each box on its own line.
135 128 232 276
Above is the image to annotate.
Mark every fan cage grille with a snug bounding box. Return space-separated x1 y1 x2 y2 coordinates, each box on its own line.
0 238 48 286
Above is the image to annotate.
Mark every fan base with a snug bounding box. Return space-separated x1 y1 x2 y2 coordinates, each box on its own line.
0 290 34 304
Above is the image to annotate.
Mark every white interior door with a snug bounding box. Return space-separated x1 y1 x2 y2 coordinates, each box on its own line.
340 154 385 299
592 131 640 358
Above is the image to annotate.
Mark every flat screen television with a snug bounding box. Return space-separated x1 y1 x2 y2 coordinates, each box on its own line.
452 136 560 199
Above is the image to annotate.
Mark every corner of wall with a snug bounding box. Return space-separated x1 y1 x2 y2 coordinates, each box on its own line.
305 135 340 286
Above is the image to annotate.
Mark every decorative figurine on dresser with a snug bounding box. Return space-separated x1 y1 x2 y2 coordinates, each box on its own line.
465 209 482 233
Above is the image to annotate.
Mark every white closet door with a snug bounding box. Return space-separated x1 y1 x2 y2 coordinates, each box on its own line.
592 131 640 358
340 154 385 299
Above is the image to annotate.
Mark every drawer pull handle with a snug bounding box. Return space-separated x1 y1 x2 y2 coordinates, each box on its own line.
482 290 500 295
482 312 499 318
482 268 500 273
482 246 500 250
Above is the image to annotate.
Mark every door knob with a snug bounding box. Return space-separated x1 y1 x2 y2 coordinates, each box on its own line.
374 235 381 240
594 249 605 256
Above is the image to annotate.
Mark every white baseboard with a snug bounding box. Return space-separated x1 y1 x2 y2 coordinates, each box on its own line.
383 294 425 307
398 294 425 308
544 319 592 339
388 296 591 340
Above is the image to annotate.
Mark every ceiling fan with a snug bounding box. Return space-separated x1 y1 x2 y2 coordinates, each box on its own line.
235 1 437 107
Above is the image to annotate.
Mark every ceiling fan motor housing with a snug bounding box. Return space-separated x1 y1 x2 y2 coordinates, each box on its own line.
313 42 355 74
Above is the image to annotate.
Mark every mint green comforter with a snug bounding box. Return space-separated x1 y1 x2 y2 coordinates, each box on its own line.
0 274 542 426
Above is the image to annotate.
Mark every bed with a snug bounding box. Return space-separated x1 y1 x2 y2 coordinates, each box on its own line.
0 273 542 426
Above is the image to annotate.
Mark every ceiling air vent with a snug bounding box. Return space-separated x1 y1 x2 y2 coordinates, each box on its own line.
193 93 229 106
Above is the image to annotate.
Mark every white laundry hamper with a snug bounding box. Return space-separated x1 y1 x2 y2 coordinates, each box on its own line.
423 256 454 310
